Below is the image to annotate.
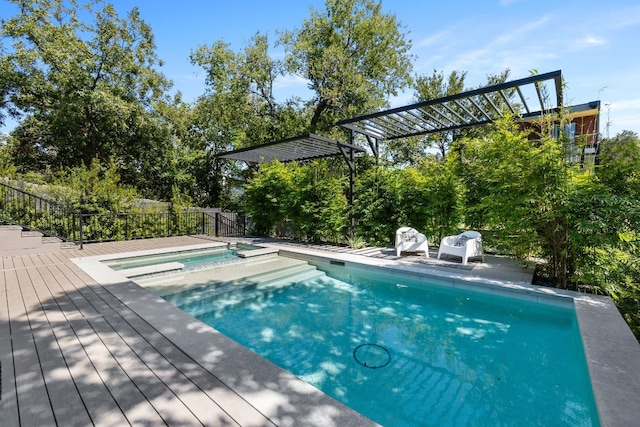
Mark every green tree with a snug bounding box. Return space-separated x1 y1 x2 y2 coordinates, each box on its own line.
292 161 348 243
0 38 19 128
411 69 467 159
243 161 299 236
280 0 413 132
597 130 640 196
189 33 308 206
1 0 176 197
401 159 464 242
46 158 140 213
460 116 579 287
353 165 403 245
353 160 462 246
574 131 640 336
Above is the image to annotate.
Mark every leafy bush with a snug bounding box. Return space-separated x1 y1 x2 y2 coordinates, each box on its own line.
243 160 348 243
456 118 581 287
400 159 464 243
243 161 297 236
293 162 348 243
47 158 140 213
353 166 402 245
352 162 463 246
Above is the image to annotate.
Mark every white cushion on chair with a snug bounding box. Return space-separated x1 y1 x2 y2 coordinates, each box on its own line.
395 227 429 257
437 231 484 265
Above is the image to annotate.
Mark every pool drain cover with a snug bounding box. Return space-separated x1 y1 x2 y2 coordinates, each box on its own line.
353 343 391 369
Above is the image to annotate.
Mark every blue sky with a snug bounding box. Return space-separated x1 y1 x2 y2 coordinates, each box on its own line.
2 0 639 137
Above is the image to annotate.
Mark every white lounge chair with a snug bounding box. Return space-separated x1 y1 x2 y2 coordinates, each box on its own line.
437 230 484 265
395 227 429 257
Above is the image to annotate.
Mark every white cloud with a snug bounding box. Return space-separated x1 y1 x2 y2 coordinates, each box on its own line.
274 74 308 90
389 91 415 108
609 98 640 112
596 4 640 31
584 35 607 46
607 114 640 137
565 35 608 52
601 98 640 136
273 74 311 101
492 15 552 45
415 28 452 48
431 15 555 79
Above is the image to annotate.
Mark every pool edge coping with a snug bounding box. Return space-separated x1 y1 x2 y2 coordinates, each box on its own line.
71 244 378 427
273 244 640 427
73 241 640 427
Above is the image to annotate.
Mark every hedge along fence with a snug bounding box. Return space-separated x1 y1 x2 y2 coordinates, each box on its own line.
0 180 78 239
75 210 205 243
0 181 246 247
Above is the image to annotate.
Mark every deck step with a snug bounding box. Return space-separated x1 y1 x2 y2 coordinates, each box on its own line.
157 261 316 304
0 224 78 252
0 224 23 231
141 256 326 317
60 241 79 250
123 262 186 278
237 247 279 258
140 256 306 297
180 267 326 318
21 230 44 238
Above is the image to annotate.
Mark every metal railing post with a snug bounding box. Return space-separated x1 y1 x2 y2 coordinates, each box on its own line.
78 213 84 250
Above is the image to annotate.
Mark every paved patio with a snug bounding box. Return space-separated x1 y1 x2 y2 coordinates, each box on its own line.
1 228 639 426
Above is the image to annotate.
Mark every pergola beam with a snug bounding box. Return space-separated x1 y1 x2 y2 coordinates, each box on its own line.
337 70 564 140
215 133 365 164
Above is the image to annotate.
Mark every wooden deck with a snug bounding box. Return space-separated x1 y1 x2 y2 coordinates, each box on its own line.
4 232 640 426
1 231 538 427
1 236 284 427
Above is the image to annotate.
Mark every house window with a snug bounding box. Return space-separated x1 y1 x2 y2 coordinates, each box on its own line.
553 122 579 162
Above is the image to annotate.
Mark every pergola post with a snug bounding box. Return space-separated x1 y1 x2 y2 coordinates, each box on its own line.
348 131 356 235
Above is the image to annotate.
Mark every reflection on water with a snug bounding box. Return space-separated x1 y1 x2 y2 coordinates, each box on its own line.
152 262 599 427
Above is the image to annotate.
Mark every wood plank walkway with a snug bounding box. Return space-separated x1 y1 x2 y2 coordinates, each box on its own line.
1 236 281 427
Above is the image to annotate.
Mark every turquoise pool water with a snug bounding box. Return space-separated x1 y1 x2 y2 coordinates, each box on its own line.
103 243 260 271
145 260 599 426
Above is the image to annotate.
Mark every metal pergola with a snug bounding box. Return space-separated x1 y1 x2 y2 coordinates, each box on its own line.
215 133 366 231
215 132 365 164
337 70 564 155
214 70 598 235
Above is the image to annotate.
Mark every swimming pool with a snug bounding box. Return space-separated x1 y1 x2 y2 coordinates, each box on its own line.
137 255 599 426
102 242 262 273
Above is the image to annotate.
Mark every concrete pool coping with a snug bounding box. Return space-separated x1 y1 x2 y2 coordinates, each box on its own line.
265 243 640 427
71 243 376 426
72 240 640 426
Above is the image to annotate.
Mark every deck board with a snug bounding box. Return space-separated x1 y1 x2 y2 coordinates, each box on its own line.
32 326 94 426
96 292 269 426
71 318 168 426
88 316 213 426
0 268 20 426
11 331 57 426
0 236 285 427
42 262 102 320
53 322 131 426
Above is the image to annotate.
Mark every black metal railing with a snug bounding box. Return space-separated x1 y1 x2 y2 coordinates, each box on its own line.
214 212 247 237
0 181 77 241
0 181 247 248
75 211 206 244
